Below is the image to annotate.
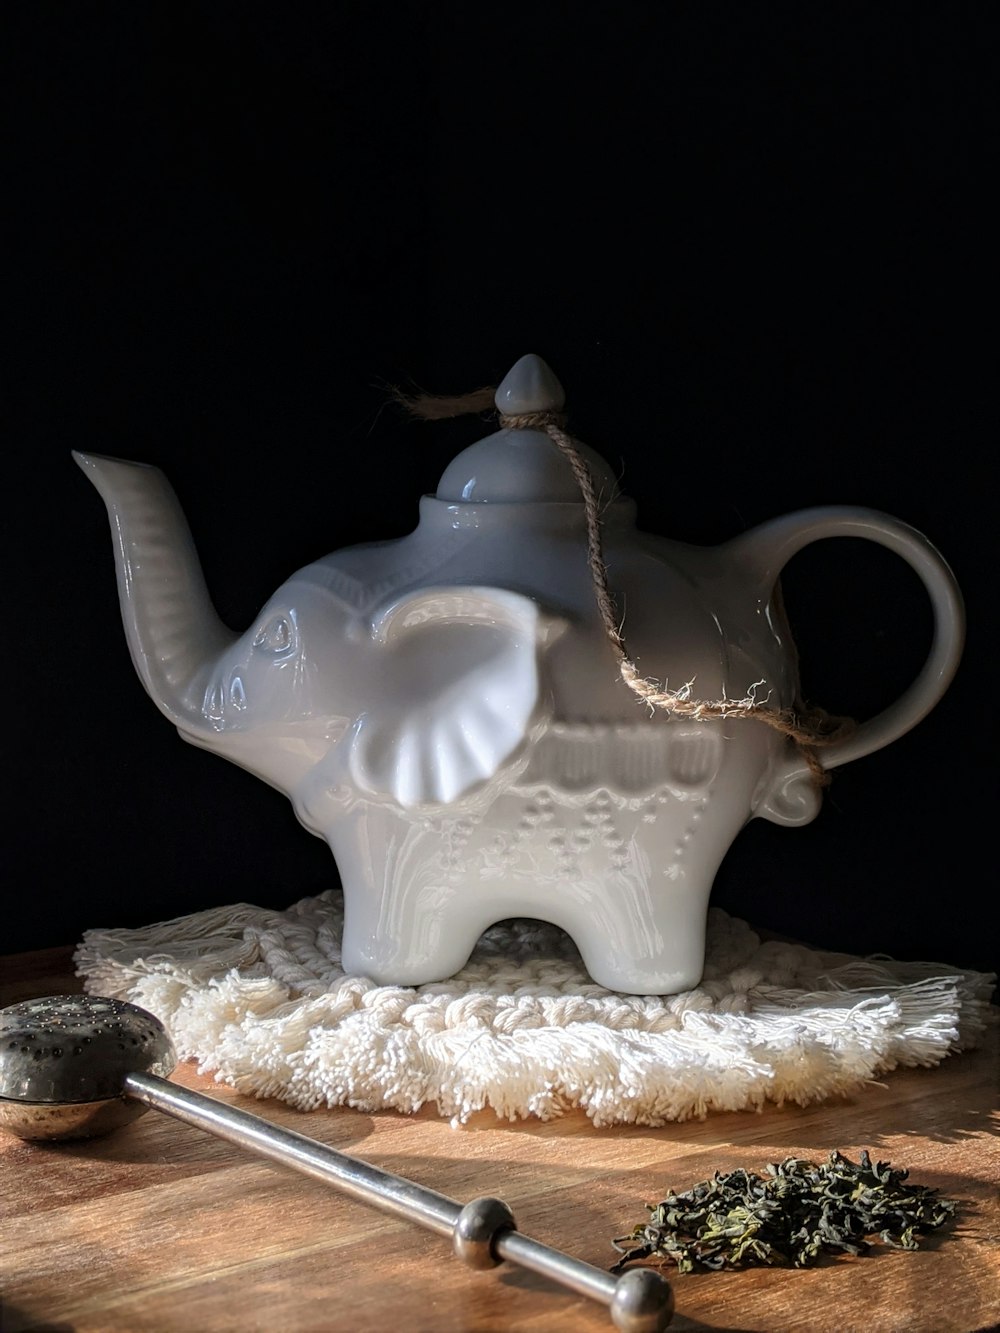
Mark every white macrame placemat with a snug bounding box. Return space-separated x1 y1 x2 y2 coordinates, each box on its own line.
74 891 996 1127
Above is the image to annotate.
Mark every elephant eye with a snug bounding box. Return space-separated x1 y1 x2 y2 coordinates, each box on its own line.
253 614 295 655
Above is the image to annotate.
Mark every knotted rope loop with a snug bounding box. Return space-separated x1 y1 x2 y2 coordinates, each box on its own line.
497 410 567 431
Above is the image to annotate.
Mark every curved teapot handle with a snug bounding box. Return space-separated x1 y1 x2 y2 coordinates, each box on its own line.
733 506 965 771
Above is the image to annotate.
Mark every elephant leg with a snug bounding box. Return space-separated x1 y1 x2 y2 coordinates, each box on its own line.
560 872 713 993
339 881 488 986
329 811 490 986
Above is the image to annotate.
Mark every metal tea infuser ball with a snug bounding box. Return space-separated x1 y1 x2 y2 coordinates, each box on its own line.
0 994 674 1332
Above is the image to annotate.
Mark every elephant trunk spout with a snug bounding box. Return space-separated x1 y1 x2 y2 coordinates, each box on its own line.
74 451 236 729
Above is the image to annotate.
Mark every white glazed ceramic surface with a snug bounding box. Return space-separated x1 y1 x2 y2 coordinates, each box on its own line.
74 355 965 993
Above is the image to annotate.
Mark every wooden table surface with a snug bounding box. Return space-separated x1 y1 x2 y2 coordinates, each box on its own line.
1 947 997 1333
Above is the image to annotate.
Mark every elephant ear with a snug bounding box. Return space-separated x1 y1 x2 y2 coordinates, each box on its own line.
348 586 564 809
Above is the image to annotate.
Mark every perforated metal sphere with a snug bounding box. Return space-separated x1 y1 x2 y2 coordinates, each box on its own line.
0 995 176 1140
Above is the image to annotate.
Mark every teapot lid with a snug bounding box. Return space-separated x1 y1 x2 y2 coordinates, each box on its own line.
434 354 622 504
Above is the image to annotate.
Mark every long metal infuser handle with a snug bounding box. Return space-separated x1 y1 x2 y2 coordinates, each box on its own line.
124 1072 673 1332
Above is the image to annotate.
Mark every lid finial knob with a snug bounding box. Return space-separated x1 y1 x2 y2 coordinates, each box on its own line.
495 354 566 417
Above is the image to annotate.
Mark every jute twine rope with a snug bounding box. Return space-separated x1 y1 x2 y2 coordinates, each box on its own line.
394 384 855 786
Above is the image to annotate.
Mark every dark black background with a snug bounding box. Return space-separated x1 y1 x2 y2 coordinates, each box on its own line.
5 4 996 980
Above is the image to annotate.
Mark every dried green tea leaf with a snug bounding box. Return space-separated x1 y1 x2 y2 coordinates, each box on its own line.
611 1150 957 1274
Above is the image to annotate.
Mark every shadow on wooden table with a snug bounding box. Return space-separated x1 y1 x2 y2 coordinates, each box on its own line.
0 1301 75 1333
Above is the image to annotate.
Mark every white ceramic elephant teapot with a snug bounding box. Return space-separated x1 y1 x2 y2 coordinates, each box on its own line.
75 354 965 994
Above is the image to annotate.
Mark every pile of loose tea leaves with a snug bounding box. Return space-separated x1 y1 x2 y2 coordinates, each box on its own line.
611 1150 957 1273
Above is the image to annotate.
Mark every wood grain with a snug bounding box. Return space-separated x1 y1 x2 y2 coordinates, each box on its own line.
1 949 997 1333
